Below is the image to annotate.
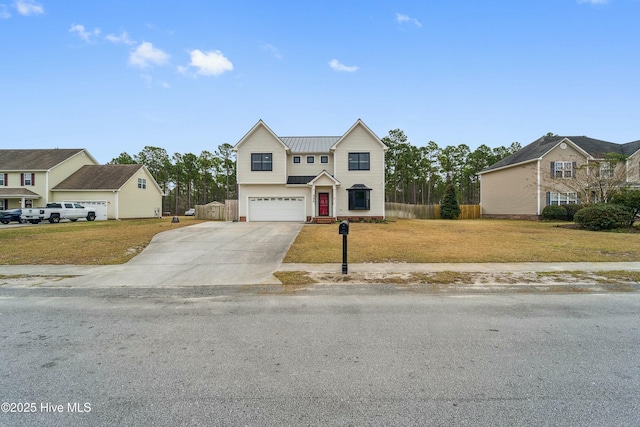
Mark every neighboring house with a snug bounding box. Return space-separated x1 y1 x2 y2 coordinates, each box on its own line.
233 119 387 222
53 164 163 219
0 149 163 219
0 149 98 210
479 135 640 219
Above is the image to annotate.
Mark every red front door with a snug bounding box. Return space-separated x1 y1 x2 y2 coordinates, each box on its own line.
319 193 329 216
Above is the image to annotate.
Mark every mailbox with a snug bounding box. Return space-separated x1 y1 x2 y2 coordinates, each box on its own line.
338 220 349 235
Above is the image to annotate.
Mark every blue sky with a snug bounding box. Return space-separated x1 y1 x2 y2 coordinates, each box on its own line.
1 0 639 164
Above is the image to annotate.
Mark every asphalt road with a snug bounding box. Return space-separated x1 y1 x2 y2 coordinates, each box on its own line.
1 289 639 426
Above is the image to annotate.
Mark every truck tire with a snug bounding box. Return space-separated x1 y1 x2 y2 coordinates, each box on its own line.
87 212 96 221
49 214 60 224
1 220 8 224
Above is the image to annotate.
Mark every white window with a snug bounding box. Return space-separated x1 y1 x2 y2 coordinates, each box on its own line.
549 192 578 205
138 178 147 189
0 173 5 186
23 173 33 186
307 156 315 163
599 162 614 178
553 162 573 178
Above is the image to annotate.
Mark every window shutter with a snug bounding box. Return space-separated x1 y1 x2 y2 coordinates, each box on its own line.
32 173 35 185
3 173 7 186
546 192 550 206
550 162 555 178
21 173 24 186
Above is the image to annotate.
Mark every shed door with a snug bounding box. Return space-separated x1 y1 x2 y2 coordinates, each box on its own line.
248 197 305 222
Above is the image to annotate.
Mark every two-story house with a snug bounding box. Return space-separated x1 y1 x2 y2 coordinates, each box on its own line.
479 135 640 219
0 149 97 210
233 119 387 222
0 149 163 219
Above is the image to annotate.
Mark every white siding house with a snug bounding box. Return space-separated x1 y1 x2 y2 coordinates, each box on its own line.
233 119 387 222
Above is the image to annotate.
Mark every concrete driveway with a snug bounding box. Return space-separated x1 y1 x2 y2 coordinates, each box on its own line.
59 221 303 287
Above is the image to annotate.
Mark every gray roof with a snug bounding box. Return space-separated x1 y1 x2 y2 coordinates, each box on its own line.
0 149 86 170
53 164 143 190
280 137 340 153
287 176 317 185
482 135 640 173
0 187 41 198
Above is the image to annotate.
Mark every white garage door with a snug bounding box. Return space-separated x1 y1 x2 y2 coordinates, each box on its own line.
72 201 108 221
248 197 305 222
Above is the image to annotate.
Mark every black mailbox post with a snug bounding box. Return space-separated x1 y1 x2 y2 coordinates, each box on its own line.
338 220 349 274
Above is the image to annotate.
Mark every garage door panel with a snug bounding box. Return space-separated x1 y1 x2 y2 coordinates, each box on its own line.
249 197 305 222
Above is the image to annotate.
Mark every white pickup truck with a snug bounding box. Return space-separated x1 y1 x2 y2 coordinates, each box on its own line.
21 202 97 224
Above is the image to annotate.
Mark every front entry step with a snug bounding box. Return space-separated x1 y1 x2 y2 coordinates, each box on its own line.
312 217 336 224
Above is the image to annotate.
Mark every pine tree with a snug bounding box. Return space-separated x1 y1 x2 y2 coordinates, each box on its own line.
440 184 461 219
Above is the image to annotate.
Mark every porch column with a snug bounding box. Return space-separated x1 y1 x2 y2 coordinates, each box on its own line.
332 185 337 218
311 184 316 218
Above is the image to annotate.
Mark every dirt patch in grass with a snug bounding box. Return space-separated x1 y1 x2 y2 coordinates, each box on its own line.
0 217 206 265
283 219 640 263
274 269 640 293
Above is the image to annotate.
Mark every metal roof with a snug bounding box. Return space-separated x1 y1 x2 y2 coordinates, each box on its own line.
280 137 340 153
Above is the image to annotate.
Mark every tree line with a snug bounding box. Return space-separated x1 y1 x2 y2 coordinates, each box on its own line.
110 130 521 213
109 144 236 214
383 129 521 205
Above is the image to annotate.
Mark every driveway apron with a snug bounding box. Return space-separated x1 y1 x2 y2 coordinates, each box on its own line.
66 222 303 287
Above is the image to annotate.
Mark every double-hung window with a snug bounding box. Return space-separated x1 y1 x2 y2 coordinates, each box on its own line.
251 153 273 171
22 173 34 186
138 178 147 189
551 161 574 178
548 192 578 205
348 153 370 170
0 173 5 186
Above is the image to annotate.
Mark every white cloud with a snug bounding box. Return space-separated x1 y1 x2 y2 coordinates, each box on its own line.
187 49 233 76
129 41 170 68
263 43 283 59
329 59 358 73
15 0 43 16
69 24 101 42
105 31 135 45
396 13 422 27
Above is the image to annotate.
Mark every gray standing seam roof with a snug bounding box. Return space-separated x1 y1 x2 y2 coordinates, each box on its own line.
280 137 340 153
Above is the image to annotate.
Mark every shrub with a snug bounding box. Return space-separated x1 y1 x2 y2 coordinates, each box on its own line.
563 204 584 221
542 205 568 220
573 203 634 231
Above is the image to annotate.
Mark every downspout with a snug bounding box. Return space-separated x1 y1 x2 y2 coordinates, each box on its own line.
537 159 541 216
45 171 50 204
114 191 119 220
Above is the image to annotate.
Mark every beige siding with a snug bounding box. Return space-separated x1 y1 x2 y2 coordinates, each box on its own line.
236 126 287 184
47 150 97 200
116 170 163 218
333 124 385 217
481 162 539 215
288 153 334 176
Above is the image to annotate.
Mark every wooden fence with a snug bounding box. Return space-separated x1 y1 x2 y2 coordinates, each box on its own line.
195 200 238 221
386 202 481 220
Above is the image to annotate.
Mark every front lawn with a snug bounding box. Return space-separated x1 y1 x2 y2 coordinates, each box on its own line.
283 219 640 263
0 217 205 265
